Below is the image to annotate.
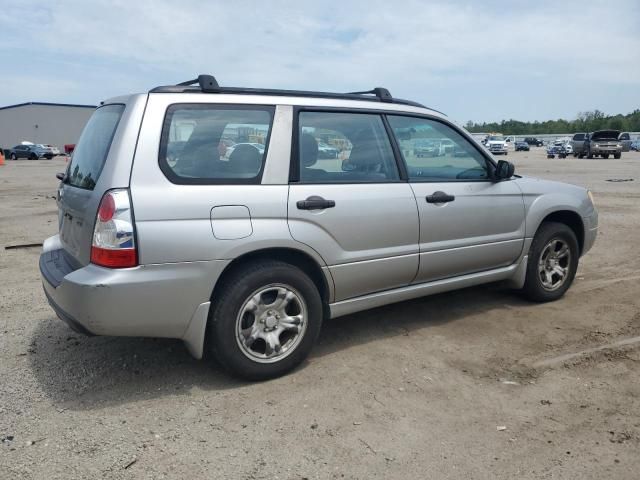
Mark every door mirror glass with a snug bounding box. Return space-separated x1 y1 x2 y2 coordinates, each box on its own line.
495 160 515 179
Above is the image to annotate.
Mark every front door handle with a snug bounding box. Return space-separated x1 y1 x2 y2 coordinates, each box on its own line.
426 191 455 203
296 196 336 210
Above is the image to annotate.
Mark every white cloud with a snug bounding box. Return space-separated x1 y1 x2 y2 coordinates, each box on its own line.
0 0 638 121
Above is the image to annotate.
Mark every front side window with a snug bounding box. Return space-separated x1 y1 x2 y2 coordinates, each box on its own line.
296 111 399 183
68 104 124 190
387 115 490 181
159 105 273 183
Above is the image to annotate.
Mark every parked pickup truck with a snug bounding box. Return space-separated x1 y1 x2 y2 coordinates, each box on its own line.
571 131 623 159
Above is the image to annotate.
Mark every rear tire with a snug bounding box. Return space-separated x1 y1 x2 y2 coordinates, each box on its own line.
10 153 17 160
208 261 323 380
614 153 621 159
521 222 579 302
29 153 38 160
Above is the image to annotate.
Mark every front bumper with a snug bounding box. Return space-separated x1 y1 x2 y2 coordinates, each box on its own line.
582 211 598 255
592 148 621 155
40 234 229 341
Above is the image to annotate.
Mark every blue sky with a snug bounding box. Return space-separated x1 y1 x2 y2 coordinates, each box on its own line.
0 0 638 124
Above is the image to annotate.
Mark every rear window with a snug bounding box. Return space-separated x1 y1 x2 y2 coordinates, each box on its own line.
159 104 274 184
67 104 124 190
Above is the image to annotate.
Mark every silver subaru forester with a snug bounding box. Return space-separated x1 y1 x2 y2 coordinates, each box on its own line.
40 75 598 380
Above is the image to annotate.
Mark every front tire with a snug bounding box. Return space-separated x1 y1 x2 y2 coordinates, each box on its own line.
521 222 579 302
208 261 323 380
10 153 17 160
614 153 621 159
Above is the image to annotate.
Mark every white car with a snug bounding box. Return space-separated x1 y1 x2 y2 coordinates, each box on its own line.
41 144 61 155
486 135 508 155
224 142 265 159
553 140 573 154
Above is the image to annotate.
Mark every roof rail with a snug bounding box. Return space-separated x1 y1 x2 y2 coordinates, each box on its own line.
149 74 432 110
347 87 393 103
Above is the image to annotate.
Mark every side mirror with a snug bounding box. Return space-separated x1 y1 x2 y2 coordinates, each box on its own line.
495 160 515 180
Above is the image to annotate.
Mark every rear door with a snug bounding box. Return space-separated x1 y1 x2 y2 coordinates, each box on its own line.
57 104 126 265
386 115 525 283
287 110 420 301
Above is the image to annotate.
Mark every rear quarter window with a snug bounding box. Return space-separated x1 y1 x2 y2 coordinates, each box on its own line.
159 104 274 184
67 104 125 190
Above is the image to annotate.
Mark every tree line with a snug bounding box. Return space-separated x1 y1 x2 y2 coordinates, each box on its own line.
465 109 640 135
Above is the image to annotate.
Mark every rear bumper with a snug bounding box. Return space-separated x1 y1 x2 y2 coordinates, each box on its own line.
40 235 229 344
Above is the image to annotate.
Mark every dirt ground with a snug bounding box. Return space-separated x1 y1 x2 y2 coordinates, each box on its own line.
1 149 639 479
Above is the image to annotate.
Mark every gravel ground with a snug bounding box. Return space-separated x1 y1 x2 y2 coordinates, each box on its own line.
1 150 639 479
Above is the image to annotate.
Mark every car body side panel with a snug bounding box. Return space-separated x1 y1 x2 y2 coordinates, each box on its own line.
130 98 328 272
514 177 597 252
410 180 526 283
287 183 420 301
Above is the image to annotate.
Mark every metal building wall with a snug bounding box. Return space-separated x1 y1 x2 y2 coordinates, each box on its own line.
0 104 95 150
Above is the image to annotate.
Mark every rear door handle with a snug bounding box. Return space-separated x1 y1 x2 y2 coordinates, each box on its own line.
296 196 336 210
426 192 455 203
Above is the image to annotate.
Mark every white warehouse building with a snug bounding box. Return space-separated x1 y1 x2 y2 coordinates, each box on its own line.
0 102 96 151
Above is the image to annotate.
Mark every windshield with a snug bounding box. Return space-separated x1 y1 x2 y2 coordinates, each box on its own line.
489 136 505 141
67 104 124 190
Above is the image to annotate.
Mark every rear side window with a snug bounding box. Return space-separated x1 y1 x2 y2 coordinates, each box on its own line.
295 111 399 183
68 104 124 190
159 105 274 184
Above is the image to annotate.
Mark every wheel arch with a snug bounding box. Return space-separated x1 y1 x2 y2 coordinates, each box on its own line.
537 210 585 255
209 247 332 318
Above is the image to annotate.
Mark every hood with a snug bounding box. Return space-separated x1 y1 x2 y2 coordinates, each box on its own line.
591 130 620 141
488 140 507 145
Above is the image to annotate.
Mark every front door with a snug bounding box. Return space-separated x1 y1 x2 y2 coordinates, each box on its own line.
386 115 525 283
287 110 420 301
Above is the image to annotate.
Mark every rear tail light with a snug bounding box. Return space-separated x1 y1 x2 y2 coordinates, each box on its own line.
91 189 137 268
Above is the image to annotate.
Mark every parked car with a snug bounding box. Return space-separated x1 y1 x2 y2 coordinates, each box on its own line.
514 141 530 151
440 138 455 154
524 137 544 147
582 130 623 159
317 142 339 159
41 144 61 155
9 144 54 159
618 132 632 152
486 135 508 155
570 133 586 156
414 139 440 157
547 142 570 159
224 142 265 159
40 74 598 380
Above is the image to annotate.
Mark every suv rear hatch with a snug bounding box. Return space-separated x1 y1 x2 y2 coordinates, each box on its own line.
57 104 126 267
